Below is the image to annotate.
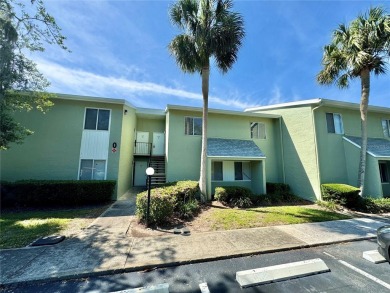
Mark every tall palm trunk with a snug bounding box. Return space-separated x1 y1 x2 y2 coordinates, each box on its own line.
199 62 209 202
358 68 370 196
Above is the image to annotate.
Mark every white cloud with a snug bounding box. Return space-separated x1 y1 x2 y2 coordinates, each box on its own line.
36 59 254 110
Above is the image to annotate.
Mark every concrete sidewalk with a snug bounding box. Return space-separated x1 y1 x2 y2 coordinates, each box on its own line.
1 192 389 286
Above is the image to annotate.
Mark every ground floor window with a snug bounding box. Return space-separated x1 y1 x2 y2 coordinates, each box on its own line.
79 159 106 180
212 161 251 181
379 162 389 183
212 161 223 180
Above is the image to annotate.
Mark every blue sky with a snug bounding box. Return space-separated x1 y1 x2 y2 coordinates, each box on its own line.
34 0 389 111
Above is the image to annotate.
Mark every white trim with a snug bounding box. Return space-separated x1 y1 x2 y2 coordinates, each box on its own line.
166 104 281 118
55 93 135 109
245 98 390 114
245 99 321 112
342 136 390 158
207 156 266 160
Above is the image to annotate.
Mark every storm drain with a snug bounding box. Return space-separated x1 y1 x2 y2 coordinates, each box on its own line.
236 258 330 288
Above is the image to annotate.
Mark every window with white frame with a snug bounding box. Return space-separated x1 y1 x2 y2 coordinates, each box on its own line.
84 108 110 130
326 113 344 134
382 119 390 138
250 122 266 139
379 162 389 183
212 161 223 181
185 117 202 135
79 159 106 180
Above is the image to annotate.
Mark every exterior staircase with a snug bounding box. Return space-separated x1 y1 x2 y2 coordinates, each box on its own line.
149 156 166 185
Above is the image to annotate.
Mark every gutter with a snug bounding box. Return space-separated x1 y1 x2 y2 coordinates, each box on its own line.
311 102 323 200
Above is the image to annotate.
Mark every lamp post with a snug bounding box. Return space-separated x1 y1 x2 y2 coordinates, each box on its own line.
145 167 154 227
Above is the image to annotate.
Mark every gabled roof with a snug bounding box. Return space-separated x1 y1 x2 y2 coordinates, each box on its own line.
245 98 390 114
343 136 390 158
207 138 265 158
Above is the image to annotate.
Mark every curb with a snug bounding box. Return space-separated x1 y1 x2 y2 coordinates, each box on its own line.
0 235 377 288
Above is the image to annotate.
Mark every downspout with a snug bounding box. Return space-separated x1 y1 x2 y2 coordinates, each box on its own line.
311 102 323 200
279 117 286 184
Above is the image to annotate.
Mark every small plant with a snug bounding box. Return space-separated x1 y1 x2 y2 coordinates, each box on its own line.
178 199 200 219
231 196 253 208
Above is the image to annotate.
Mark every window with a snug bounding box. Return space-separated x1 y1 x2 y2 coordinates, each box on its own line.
79 159 106 180
250 122 266 139
379 162 389 183
185 117 202 135
382 119 390 138
84 108 110 130
234 162 243 180
326 113 344 134
212 162 223 181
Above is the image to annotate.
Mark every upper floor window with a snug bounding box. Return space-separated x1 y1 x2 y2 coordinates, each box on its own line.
326 113 344 134
250 122 266 139
382 119 390 138
84 108 110 130
185 117 202 135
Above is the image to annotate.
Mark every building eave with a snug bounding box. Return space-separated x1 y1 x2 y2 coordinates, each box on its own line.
53 93 136 109
166 104 281 119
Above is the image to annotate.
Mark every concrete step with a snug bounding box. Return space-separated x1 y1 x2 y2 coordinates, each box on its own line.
236 258 330 288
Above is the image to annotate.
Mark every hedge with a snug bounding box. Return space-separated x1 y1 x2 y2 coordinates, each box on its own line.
214 186 253 208
136 180 200 225
1 180 116 207
266 182 291 195
321 183 360 208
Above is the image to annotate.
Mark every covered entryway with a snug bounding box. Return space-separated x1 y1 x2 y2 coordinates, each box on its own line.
206 138 266 199
343 136 390 197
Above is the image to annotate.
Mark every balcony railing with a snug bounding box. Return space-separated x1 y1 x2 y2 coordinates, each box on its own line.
134 142 152 155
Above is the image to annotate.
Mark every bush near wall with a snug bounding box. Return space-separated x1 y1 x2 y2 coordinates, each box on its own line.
321 184 360 208
1 180 116 208
136 180 200 225
214 186 253 208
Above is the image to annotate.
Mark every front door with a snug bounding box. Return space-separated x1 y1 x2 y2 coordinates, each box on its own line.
136 131 149 155
152 132 165 156
134 160 148 186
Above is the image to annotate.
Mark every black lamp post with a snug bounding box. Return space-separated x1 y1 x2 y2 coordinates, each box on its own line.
145 167 154 227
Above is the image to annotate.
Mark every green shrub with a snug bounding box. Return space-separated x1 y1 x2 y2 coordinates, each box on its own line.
136 180 200 225
356 197 390 213
214 186 253 207
321 184 360 208
266 182 291 195
1 180 116 207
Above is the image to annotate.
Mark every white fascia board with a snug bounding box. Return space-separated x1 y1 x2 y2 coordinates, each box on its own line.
342 136 387 158
165 104 280 119
245 98 390 114
208 156 266 160
136 107 166 117
54 93 136 109
245 99 322 112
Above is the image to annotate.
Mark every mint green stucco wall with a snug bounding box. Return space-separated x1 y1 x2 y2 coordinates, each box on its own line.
0 98 126 199
136 117 165 142
254 106 320 201
117 106 137 198
166 109 282 196
315 106 389 198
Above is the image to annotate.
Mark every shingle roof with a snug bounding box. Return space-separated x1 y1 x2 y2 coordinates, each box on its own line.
207 138 265 158
344 136 390 157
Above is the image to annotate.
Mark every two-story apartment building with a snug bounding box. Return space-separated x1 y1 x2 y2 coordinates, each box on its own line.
247 99 390 199
1 94 389 201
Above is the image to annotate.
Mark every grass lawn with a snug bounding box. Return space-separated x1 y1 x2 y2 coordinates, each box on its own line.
0 205 109 249
188 204 352 232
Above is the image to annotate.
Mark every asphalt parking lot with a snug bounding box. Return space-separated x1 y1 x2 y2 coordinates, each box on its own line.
3 239 389 293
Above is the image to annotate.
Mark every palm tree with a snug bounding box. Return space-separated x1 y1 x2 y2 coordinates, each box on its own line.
169 0 245 201
317 6 390 196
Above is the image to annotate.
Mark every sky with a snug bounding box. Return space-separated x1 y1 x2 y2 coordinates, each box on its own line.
31 0 389 111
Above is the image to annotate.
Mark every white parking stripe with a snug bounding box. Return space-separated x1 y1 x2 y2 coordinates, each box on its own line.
338 260 390 290
199 282 210 293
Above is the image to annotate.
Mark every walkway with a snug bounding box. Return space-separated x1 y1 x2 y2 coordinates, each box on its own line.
0 190 389 286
